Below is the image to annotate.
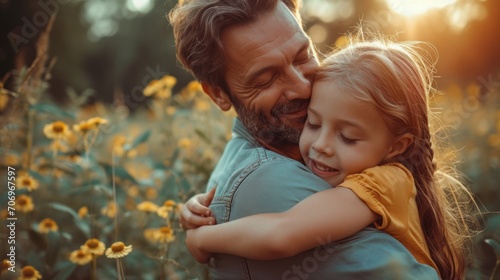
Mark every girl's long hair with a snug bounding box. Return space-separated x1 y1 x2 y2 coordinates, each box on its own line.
316 34 480 279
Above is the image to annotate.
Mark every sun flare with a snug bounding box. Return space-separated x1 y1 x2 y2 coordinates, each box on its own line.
386 0 457 17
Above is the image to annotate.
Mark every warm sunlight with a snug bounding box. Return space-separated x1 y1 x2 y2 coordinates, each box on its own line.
386 0 457 16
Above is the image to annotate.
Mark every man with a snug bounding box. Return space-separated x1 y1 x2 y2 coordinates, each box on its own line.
169 0 439 279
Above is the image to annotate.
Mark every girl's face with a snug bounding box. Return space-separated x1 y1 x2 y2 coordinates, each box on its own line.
299 80 400 187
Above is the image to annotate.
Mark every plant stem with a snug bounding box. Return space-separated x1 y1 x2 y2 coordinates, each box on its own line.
26 110 34 170
91 256 97 280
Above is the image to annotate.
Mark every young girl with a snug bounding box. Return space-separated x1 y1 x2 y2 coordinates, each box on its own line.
185 38 478 280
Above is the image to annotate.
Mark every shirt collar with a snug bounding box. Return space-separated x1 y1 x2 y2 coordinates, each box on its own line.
232 117 259 146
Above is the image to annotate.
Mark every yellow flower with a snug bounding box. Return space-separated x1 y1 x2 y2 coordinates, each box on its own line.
0 86 9 112
143 75 177 99
194 99 211 112
78 206 88 218
145 187 157 200
17 174 39 191
19 265 42 280
126 185 139 197
177 87 196 103
157 200 178 218
69 249 93 265
175 203 184 215
488 133 500 148
177 138 193 149
1 210 8 220
73 120 94 134
156 207 169 219
1 259 13 273
74 117 108 134
86 117 109 128
143 228 157 243
112 135 127 156
3 153 19 166
38 218 59 234
155 226 175 243
105 242 132 259
165 105 177 116
187 80 202 92
164 200 176 210
43 121 71 140
137 201 158 213
81 238 106 256
15 195 34 213
101 202 117 218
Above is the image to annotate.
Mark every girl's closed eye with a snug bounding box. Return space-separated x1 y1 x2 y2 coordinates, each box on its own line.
339 133 358 145
305 120 321 130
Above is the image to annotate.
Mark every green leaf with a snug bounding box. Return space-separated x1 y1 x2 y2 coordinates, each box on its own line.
125 130 151 151
46 231 61 267
100 163 138 184
52 261 77 280
30 103 75 119
46 203 80 220
45 203 90 237
485 239 500 261
194 128 211 143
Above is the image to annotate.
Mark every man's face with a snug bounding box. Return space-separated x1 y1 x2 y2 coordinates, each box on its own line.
221 2 319 145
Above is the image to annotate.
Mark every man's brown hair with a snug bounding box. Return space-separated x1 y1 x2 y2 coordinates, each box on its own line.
168 0 302 90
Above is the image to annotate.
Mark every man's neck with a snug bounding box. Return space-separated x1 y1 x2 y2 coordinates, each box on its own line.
257 139 303 163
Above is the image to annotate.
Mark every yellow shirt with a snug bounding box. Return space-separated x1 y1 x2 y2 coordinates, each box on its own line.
339 162 438 273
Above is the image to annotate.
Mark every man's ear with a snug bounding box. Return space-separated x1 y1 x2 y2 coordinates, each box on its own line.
201 83 232 111
385 133 414 160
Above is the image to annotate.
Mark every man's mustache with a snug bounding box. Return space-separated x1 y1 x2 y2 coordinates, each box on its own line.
272 99 309 115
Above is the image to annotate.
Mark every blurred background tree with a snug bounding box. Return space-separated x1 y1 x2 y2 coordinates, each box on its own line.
1 0 498 102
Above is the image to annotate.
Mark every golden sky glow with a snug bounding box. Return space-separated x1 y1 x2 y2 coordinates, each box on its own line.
386 0 457 16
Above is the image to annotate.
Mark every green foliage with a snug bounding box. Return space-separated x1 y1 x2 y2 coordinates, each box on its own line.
0 47 231 278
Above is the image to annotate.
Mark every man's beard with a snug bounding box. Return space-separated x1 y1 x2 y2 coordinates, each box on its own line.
230 97 308 145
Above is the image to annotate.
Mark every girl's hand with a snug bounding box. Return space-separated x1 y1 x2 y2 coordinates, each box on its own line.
186 228 213 263
180 188 216 229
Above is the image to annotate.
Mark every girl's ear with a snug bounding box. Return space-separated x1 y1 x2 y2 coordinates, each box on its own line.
385 133 414 160
201 83 232 111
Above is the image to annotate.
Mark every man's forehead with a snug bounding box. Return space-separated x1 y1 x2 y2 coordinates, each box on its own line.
221 2 302 51
221 4 307 70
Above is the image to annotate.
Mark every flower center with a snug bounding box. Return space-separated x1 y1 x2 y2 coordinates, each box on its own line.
111 242 125 252
22 267 35 276
22 179 31 186
87 239 99 248
43 220 54 227
53 122 65 133
160 227 172 234
18 197 27 205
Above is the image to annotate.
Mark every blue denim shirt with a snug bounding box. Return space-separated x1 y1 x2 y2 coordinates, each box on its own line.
206 118 439 280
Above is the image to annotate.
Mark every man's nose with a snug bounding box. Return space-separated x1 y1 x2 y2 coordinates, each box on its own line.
283 65 312 100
